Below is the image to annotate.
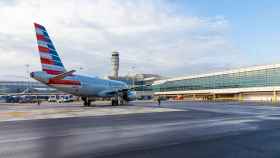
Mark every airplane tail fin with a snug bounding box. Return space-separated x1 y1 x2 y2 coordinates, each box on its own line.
34 23 66 75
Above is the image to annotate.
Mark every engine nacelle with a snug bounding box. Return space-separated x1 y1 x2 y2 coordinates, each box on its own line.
127 90 137 101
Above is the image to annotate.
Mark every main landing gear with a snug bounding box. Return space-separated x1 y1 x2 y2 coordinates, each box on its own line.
111 92 128 106
82 97 92 107
82 91 129 107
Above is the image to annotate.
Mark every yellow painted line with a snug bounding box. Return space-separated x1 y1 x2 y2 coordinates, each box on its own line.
0 112 30 118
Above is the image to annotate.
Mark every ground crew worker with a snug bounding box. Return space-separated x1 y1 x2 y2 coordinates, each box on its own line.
37 97 41 106
157 97 161 105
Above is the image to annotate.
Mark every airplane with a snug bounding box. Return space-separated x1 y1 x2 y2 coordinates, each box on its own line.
30 23 136 106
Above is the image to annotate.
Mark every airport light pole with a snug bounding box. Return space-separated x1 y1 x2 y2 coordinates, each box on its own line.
25 64 31 93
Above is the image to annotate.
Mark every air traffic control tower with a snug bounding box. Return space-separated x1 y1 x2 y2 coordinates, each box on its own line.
111 51 119 80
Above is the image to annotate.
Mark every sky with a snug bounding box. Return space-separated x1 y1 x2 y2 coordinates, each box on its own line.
0 0 279 81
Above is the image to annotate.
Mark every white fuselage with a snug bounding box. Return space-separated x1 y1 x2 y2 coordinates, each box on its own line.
31 71 130 98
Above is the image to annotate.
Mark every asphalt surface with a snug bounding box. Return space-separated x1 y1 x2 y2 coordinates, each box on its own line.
0 102 181 122
1 101 280 158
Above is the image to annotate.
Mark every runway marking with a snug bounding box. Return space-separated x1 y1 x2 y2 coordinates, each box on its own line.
6 112 30 117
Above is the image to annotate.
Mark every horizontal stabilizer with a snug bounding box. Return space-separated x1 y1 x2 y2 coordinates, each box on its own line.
51 70 76 80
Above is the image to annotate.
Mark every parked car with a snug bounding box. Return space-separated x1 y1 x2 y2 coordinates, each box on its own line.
5 96 20 103
48 95 58 102
37 95 49 101
19 95 37 103
57 95 74 103
0 95 6 103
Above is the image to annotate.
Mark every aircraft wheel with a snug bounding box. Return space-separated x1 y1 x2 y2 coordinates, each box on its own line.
112 99 118 106
82 97 86 106
82 97 90 107
118 96 123 105
83 101 87 106
87 100 91 106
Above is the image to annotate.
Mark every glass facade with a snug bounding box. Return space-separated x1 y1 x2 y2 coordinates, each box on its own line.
118 79 153 91
153 66 280 92
0 81 51 93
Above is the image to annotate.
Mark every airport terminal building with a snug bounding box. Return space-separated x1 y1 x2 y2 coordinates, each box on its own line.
109 73 163 100
153 64 280 102
0 81 58 94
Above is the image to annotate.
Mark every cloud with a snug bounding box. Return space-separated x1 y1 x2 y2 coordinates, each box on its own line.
0 0 244 80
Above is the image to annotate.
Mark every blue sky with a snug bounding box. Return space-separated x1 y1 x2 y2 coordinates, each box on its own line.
0 0 279 80
174 0 280 65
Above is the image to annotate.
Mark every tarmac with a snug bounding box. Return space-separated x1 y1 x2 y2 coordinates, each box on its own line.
1 101 280 158
0 101 182 122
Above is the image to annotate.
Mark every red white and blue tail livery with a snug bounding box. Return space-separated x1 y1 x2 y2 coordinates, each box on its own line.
34 23 66 75
31 23 136 106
